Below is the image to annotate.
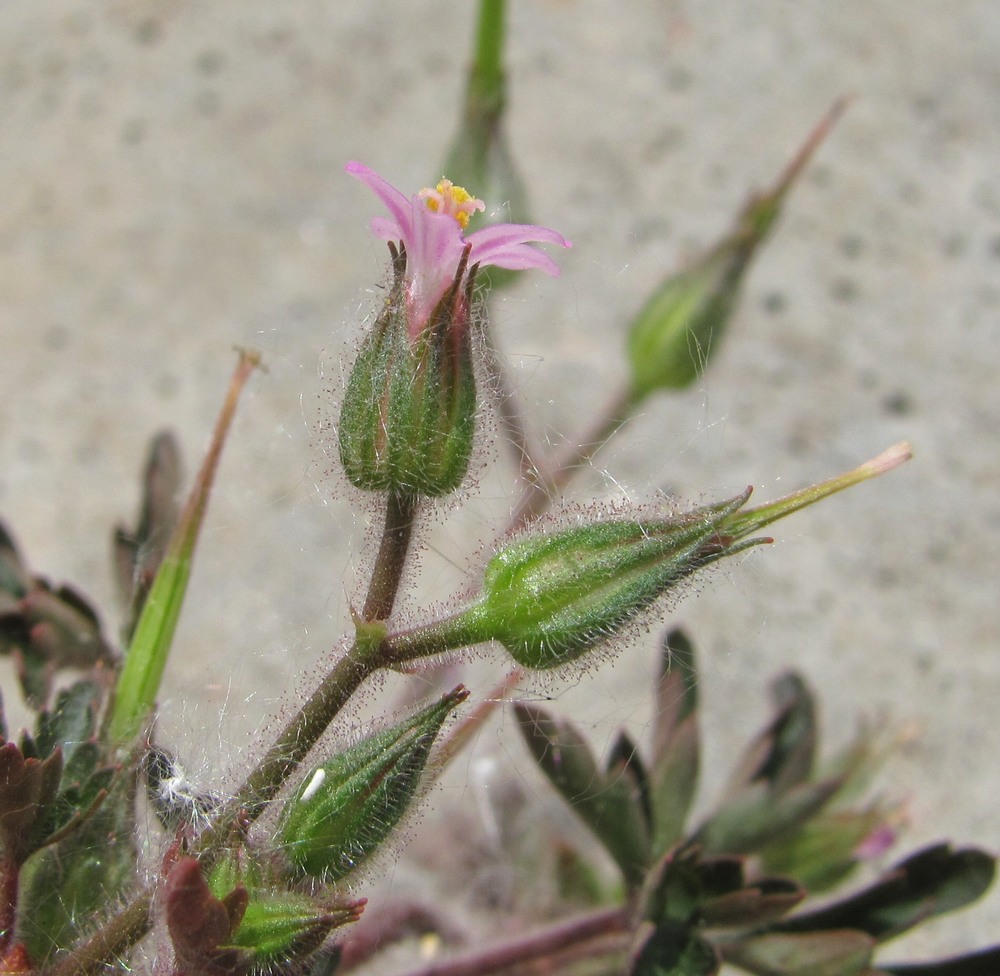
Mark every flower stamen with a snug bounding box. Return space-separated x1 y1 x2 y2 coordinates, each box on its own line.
419 179 485 230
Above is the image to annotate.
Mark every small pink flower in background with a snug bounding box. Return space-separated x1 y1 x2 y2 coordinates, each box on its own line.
853 822 898 861
346 162 571 338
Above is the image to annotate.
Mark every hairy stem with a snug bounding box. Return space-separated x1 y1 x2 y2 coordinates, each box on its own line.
393 906 631 976
47 486 421 973
481 318 542 485
43 891 152 976
363 489 418 622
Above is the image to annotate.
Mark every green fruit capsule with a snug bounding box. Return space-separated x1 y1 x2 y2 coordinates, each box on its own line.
470 492 757 670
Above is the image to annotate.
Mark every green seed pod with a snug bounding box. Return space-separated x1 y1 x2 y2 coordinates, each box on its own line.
279 687 467 879
470 492 757 670
626 102 845 401
338 247 478 499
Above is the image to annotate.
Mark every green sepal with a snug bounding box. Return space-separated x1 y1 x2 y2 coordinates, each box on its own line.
338 255 478 499
280 687 466 879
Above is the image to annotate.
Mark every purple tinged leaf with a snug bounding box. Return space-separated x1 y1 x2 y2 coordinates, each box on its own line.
719 671 816 801
608 729 653 830
699 877 805 929
165 856 251 976
770 843 996 942
514 702 651 889
652 628 699 756
649 630 701 852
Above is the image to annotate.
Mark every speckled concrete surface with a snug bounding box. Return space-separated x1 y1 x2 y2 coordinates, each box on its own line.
1 0 998 963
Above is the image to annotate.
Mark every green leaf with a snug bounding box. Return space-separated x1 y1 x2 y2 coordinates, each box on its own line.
553 840 608 906
759 806 891 893
721 930 875 976
514 702 651 888
640 848 703 930
771 844 996 942
18 776 137 964
35 681 101 763
106 351 259 746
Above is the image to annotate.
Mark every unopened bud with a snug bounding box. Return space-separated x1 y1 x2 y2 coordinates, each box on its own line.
280 687 467 879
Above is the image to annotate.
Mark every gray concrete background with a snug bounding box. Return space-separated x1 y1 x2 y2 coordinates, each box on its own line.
1 0 998 963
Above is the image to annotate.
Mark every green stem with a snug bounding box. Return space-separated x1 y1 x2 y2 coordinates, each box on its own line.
472 0 505 99
509 384 637 529
380 604 490 667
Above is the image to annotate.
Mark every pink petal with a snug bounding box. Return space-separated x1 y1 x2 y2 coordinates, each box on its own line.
346 162 414 242
466 224 572 274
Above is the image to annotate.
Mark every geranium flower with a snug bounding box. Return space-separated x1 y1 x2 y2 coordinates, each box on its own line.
345 162 571 338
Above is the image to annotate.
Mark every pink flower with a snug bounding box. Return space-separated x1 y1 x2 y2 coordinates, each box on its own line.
346 162 571 337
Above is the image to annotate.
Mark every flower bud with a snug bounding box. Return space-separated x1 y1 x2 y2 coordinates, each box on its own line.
338 247 479 498
279 687 467 879
469 492 758 669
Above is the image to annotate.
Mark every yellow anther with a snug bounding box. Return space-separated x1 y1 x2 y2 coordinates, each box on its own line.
419 179 485 230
